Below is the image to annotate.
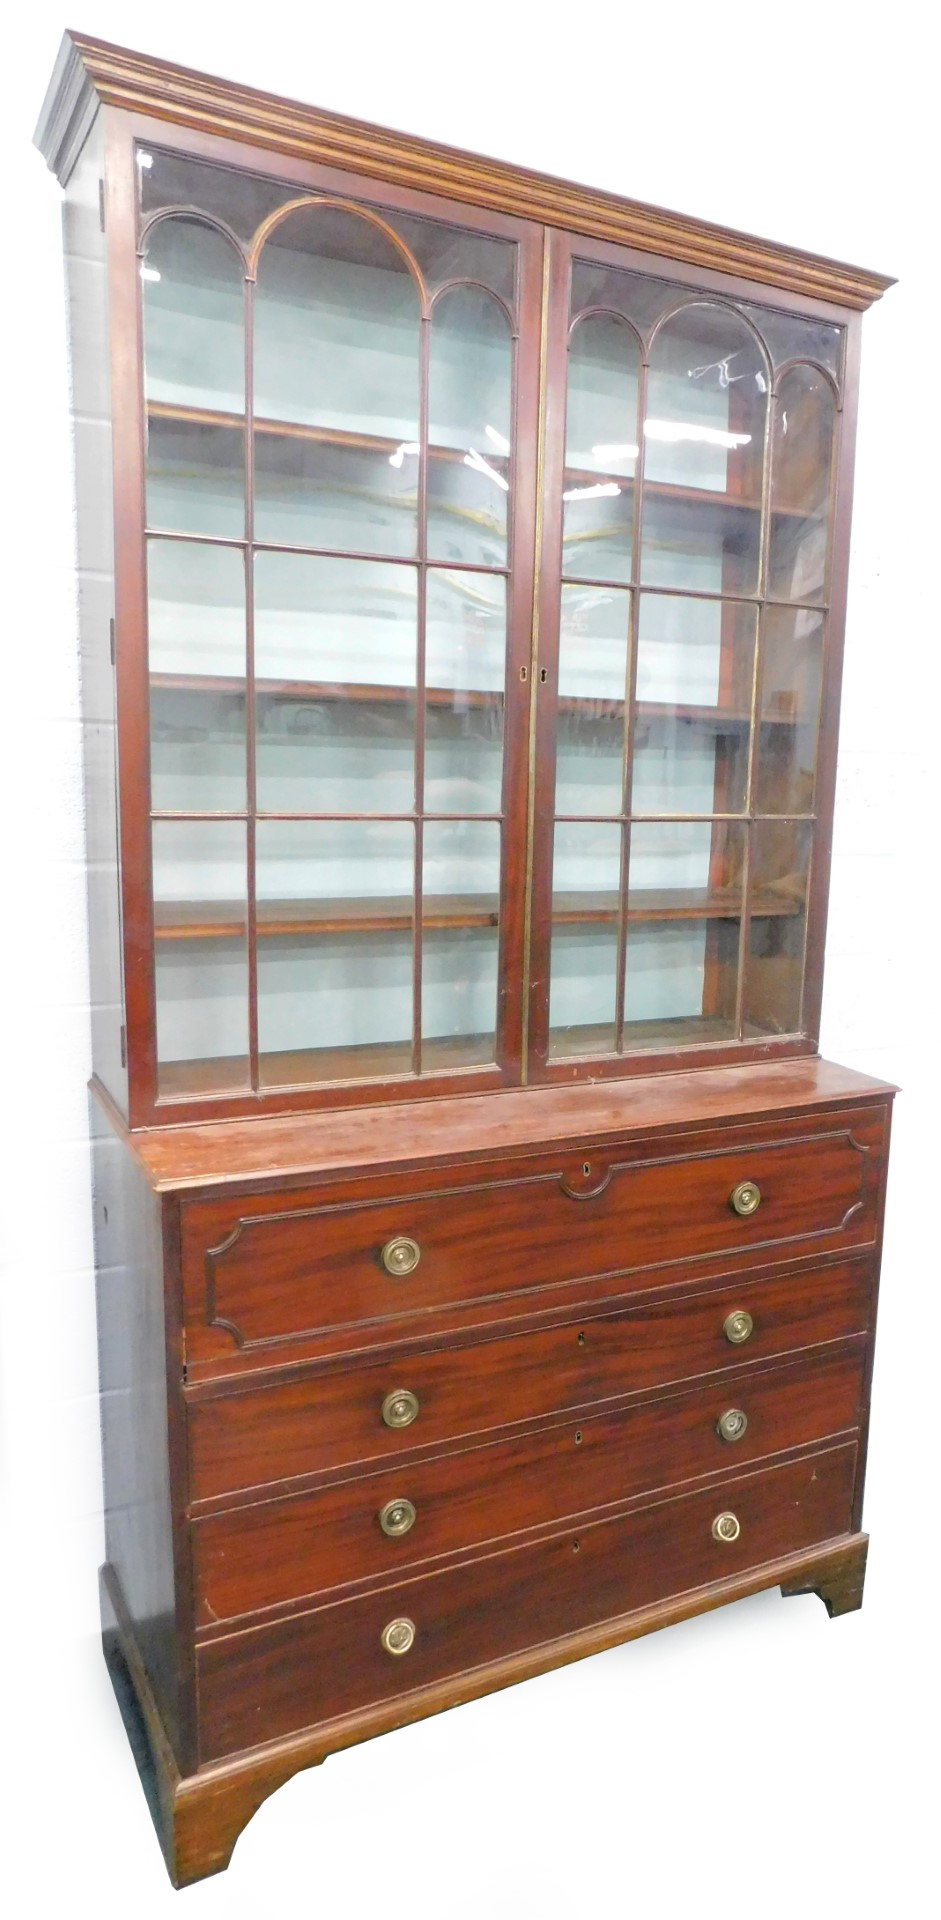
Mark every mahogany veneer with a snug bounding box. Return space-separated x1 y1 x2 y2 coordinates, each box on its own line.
36 30 894 1889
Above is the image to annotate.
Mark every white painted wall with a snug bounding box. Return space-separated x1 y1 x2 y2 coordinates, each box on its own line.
2 1 935 1911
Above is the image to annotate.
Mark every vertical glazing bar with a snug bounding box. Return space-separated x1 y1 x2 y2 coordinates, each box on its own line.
413 308 430 1075
614 351 648 1051
244 270 259 1090
733 350 776 1038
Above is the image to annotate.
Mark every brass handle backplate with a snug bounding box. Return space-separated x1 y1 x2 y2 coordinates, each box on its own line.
729 1179 762 1218
381 1617 416 1657
381 1388 420 1430
723 1308 754 1345
381 1234 421 1276
712 1511 742 1543
379 1497 416 1538
716 1407 748 1444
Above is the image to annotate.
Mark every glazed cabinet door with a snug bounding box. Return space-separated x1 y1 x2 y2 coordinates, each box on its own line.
527 234 847 1078
127 142 542 1114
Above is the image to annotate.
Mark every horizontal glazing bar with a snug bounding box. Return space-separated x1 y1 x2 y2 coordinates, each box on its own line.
558 574 830 615
150 810 507 823
553 812 819 826
145 524 511 577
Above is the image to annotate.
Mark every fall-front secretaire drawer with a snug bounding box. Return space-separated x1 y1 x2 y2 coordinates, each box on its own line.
181 1106 886 1371
196 1441 858 1761
191 1342 866 1624
187 1258 872 1500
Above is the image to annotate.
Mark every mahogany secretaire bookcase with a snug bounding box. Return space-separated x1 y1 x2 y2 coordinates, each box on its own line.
36 30 896 1886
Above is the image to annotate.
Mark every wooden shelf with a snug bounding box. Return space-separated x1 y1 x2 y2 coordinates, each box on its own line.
150 675 800 728
156 1030 496 1097
153 885 801 941
147 401 505 471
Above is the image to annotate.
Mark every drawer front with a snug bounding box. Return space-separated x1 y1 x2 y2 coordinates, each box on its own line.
188 1259 872 1502
197 1441 857 1760
192 1344 865 1624
182 1107 885 1366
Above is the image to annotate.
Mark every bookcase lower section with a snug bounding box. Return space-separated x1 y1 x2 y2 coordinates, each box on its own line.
100 1531 869 1889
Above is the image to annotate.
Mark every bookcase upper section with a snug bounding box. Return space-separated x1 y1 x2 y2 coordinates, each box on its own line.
36 34 893 1127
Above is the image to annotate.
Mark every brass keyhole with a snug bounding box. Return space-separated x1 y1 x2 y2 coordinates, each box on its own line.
574 1430 583 1445
582 1161 591 1177
577 1331 586 1347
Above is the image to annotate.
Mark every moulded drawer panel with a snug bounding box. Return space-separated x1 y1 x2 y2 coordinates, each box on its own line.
187 1258 873 1501
196 1441 858 1760
181 1108 886 1366
192 1343 866 1624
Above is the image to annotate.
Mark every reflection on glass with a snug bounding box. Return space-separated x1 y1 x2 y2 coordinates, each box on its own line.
148 538 247 807
388 212 517 304
143 217 245 412
152 820 249 1096
140 148 296 245
548 820 622 1056
623 819 745 1049
425 570 506 813
555 584 631 817
254 205 420 557
743 822 812 1034
641 305 768 594
421 820 500 1067
562 314 639 583
254 551 417 813
768 366 835 604
427 287 512 568
256 819 415 1083
631 596 756 816
755 607 824 815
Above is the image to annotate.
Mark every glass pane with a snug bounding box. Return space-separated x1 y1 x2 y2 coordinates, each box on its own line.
548 821 622 1056
142 217 245 413
421 821 500 1068
740 301 843 383
147 540 246 811
768 366 835 604
641 305 768 594
562 314 639 583
254 551 417 814
623 820 745 1049
145 415 244 539
424 570 506 814
632 596 756 816
555 584 631 817
152 820 249 1096
744 822 812 1034
385 212 517 305
254 205 420 556
140 147 295 243
570 259 679 338
755 607 824 815
256 820 415 1084
427 287 512 568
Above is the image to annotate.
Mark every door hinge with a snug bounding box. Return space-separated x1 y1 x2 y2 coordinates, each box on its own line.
109 616 115 666
98 178 106 233
120 1024 127 1067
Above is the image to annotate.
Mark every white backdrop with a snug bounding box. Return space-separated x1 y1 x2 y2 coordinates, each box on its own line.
1 3 936 1912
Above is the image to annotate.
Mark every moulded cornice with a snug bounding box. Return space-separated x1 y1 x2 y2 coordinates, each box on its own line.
35 30 895 311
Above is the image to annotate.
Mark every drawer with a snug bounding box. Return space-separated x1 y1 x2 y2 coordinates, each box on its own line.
181 1106 886 1368
192 1343 865 1624
196 1441 857 1760
188 1258 872 1501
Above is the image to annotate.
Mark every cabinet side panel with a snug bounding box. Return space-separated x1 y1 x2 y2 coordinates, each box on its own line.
65 112 128 1115
92 1100 179 1750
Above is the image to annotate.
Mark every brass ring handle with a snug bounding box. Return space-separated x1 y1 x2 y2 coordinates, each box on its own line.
381 1617 416 1657
723 1308 754 1345
712 1511 742 1544
716 1407 748 1444
379 1497 417 1538
381 1234 421 1276
381 1388 420 1430
729 1179 762 1218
